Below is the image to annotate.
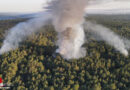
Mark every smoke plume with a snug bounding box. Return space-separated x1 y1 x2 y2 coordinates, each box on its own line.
0 12 52 54
84 21 129 56
47 0 87 59
0 0 129 59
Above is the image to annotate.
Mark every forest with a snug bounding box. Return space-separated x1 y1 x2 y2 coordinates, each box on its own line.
0 15 130 90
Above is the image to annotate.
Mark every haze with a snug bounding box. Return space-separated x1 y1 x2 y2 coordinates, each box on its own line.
0 0 130 14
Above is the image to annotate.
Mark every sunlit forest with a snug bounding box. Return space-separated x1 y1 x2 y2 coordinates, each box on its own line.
0 15 130 90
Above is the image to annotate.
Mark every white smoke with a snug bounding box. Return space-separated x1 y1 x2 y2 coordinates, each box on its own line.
56 25 86 59
84 21 129 56
47 0 87 59
0 12 52 54
0 0 87 59
0 0 130 60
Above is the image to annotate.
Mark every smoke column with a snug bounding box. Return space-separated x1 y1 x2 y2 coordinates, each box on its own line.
0 0 129 59
84 21 129 56
47 0 87 59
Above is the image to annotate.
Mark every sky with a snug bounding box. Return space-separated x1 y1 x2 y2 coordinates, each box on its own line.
0 0 130 14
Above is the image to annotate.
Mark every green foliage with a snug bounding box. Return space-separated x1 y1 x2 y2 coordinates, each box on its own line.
0 16 130 90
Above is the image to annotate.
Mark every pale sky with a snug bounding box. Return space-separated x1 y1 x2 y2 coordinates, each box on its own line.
0 0 130 13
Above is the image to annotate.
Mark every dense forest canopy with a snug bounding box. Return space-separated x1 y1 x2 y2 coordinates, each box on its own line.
0 15 130 90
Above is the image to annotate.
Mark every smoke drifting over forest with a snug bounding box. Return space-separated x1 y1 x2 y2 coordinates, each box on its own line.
0 0 130 60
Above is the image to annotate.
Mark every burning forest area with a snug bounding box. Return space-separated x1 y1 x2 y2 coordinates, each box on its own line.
0 0 130 89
